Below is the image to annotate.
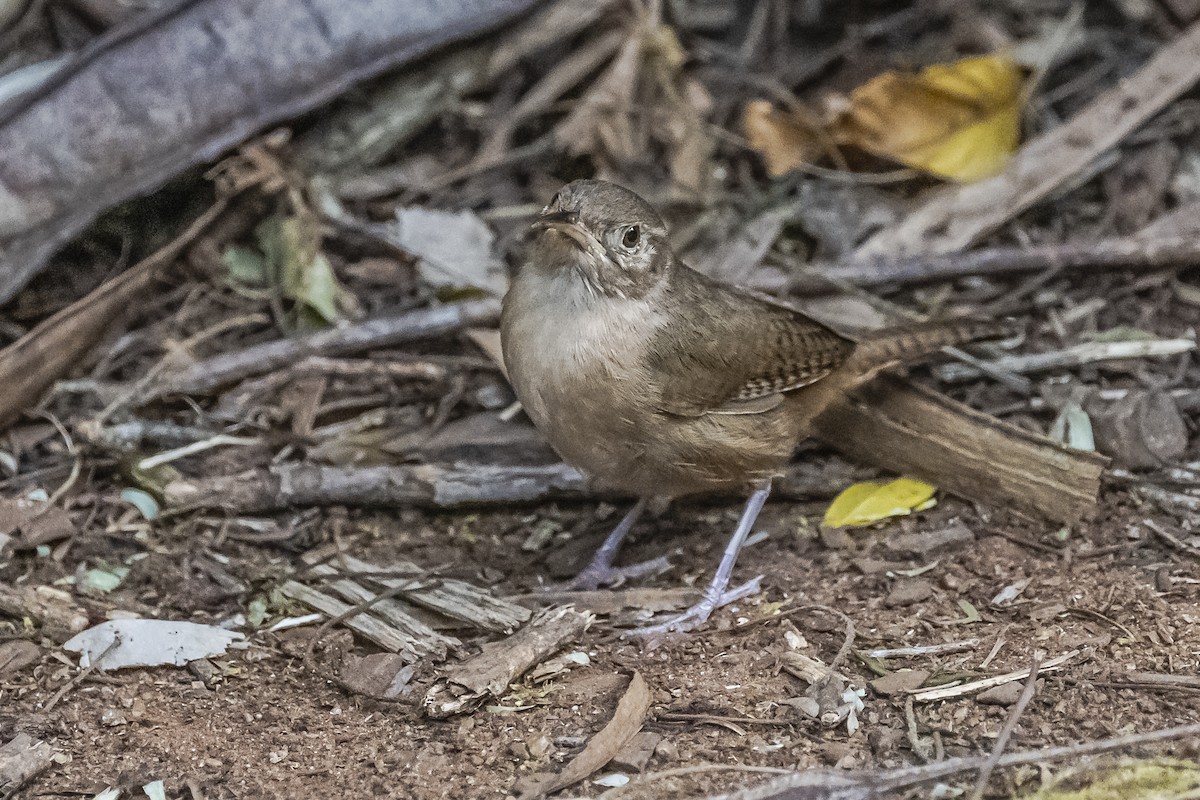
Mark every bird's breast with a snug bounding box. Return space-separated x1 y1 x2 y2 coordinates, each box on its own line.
501 270 664 474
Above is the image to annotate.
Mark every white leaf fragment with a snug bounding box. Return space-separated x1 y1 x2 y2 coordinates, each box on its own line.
390 207 506 295
63 619 246 670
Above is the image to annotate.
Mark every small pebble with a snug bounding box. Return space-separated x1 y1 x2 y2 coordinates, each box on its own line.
869 669 930 696
884 579 934 607
976 682 1024 706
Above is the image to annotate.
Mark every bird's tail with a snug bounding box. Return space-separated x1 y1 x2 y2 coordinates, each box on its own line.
847 319 1016 374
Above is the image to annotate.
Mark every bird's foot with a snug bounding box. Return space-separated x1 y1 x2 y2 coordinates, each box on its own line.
552 555 672 592
625 575 763 638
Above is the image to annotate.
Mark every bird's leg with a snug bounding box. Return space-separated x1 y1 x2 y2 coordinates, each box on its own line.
628 480 770 637
555 498 669 591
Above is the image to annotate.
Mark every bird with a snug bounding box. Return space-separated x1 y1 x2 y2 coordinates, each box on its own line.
500 179 1010 636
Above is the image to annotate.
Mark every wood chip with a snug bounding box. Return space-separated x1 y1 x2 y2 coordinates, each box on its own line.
515 672 652 799
278 580 422 660
424 605 592 718
318 554 530 633
0 733 55 796
304 564 460 659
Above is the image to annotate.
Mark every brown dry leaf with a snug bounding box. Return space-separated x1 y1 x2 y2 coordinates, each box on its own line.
831 54 1025 182
516 672 652 799
555 30 642 161
742 99 828 177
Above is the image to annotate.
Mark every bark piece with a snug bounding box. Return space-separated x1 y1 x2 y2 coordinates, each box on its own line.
312 554 530 634
813 376 1107 524
424 605 591 718
0 734 55 796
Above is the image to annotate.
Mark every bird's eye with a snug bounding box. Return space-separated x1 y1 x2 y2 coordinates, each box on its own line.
620 225 640 249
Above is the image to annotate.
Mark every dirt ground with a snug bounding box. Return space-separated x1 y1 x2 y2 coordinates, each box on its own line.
4 484 1200 799
5 0 1200 798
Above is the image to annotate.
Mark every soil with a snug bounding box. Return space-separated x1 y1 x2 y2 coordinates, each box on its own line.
5 489 1200 799
3 1 1200 799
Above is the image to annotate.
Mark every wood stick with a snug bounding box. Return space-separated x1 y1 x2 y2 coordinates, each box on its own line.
423 605 592 718
149 298 499 398
934 338 1196 383
717 722 1200 800
162 460 858 514
777 235 1200 293
813 377 1106 524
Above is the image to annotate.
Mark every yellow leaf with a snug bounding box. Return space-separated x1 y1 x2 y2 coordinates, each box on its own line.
832 54 1024 182
823 478 938 528
741 100 828 177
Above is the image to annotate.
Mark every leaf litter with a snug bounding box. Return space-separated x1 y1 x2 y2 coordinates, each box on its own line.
2 1 1200 799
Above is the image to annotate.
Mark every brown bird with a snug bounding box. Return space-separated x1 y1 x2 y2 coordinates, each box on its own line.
501 180 1008 635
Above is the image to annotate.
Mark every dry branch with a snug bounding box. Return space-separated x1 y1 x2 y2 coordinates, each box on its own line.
813 377 1106 524
781 235 1200 292
149 298 499 398
162 460 857 514
709 722 1200 800
934 339 1195 383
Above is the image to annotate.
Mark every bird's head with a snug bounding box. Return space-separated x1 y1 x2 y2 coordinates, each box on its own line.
527 180 672 299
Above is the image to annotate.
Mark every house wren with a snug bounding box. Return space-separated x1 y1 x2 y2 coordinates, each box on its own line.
500 180 1009 635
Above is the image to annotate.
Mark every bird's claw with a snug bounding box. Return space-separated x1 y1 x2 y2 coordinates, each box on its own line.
625 575 763 638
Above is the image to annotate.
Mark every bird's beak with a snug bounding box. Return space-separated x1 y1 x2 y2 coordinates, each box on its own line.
531 209 591 251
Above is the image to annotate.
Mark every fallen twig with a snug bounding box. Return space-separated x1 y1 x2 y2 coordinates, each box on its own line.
863 640 978 659
1137 485 1200 515
162 460 851 513
968 655 1041 800
777 236 1200 293
1142 519 1200 561
148 298 499 398
934 339 1195 383
909 650 1076 702
710 723 1200 800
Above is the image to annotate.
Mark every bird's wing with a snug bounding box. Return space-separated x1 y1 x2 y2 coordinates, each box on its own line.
648 270 853 417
